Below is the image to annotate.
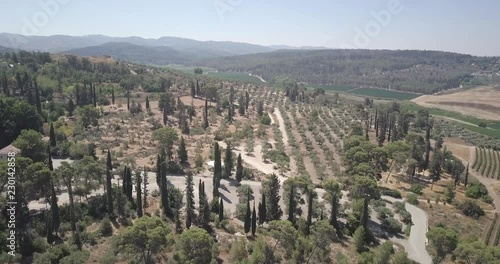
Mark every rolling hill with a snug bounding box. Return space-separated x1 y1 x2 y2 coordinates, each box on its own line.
195 49 500 94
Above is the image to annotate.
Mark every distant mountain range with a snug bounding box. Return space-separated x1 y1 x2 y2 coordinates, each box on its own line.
0 33 327 64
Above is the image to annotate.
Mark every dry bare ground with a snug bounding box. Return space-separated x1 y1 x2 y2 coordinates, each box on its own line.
412 86 500 121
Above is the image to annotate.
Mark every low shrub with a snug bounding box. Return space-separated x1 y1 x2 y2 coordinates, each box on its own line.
381 217 402 233
406 193 419 205
465 181 488 199
99 217 113 236
379 187 402 198
460 200 485 219
409 184 423 195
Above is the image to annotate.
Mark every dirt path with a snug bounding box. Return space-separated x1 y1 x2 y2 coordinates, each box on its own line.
383 196 432 264
274 108 297 174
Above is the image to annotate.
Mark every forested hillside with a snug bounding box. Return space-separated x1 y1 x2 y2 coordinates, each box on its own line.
197 49 500 94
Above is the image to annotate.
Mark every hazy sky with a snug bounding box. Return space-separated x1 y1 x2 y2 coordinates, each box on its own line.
1 0 499 56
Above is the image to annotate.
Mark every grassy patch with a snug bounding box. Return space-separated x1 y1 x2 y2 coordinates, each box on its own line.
403 102 500 131
348 88 420 100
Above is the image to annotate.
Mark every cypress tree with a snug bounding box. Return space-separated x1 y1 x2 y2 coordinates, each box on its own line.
306 189 313 235
186 173 194 229
219 198 224 222
178 137 188 164
329 194 338 230
258 193 266 225
288 184 295 224
47 149 60 236
244 192 251 234
227 105 233 122
50 180 60 235
213 142 221 197
2 72 8 96
199 182 210 226
122 166 128 195
163 104 168 126
224 142 233 178
161 162 170 216
143 166 149 208
464 163 469 187
245 91 249 110
34 77 42 114
196 79 200 96
136 171 143 217
49 123 56 147
236 153 243 182
264 174 282 221
92 83 97 107
360 197 369 229
111 88 115 105
174 209 182 234
190 80 196 98
106 149 112 171
203 99 209 129
145 96 150 109
127 88 130 110
251 201 257 236
68 98 75 116
106 169 113 215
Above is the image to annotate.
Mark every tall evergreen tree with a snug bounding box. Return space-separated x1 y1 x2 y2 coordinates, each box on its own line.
160 162 170 217
244 191 251 234
111 88 115 105
464 163 469 187
306 189 314 235
198 182 210 226
229 86 235 105
143 166 149 208
236 153 243 182
145 96 150 109
190 80 196 98
360 197 369 230
257 100 264 116
49 123 56 147
224 142 233 178
156 153 162 187
329 193 339 230
106 169 114 215
258 193 267 225
186 173 194 229
219 198 224 222
163 104 168 126
203 99 209 129
34 77 42 114
136 171 143 217
106 149 112 171
213 142 222 197
263 174 282 221
251 201 257 236
2 71 8 96
227 105 233 122
68 98 75 116
178 137 188 164
238 95 246 116
47 149 60 236
245 91 249 110
288 184 295 224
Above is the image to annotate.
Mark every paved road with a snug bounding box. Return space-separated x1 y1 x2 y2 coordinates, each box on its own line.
383 196 432 264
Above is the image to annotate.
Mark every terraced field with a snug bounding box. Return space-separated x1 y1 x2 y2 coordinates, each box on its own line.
472 147 500 179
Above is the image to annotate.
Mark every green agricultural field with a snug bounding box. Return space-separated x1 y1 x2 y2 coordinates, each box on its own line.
165 65 265 83
348 88 421 100
206 71 264 83
307 84 354 92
